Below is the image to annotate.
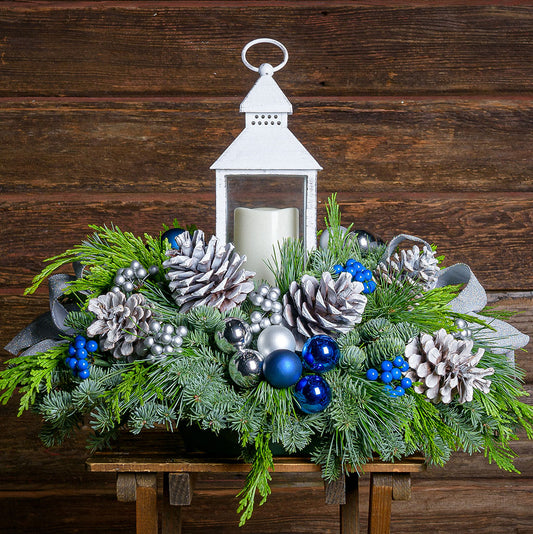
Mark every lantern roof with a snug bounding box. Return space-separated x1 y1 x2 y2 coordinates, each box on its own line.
210 125 322 170
211 39 322 172
239 73 293 114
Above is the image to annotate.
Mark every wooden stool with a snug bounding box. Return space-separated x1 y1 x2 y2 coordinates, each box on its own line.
87 442 425 534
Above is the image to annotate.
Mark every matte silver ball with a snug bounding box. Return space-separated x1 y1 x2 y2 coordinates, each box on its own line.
257 325 296 357
259 317 272 329
176 325 188 337
122 281 134 293
250 311 263 324
250 293 264 306
258 284 270 297
136 267 148 279
160 333 172 345
261 299 273 312
271 301 283 314
149 320 162 333
455 318 467 330
151 343 163 355
270 313 282 325
162 324 175 335
228 349 264 388
215 318 252 353
268 288 281 301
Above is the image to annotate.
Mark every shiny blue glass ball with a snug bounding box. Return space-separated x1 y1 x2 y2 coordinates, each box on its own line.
301 335 340 373
76 348 88 360
74 338 86 350
76 359 89 371
381 371 393 384
161 228 185 250
78 369 90 380
262 349 302 388
294 375 332 414
401 377 412 389
333 264 344 274
400 361 410 373
68 345 77 356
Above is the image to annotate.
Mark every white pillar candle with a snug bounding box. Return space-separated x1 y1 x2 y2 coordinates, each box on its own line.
234 207 299 284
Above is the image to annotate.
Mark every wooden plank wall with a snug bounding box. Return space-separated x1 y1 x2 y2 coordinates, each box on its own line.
1 2 532 532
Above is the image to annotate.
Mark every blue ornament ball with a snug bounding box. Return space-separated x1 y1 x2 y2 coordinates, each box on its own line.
68 345 77 357
162 228 185 250
394 386 405 397
86 340 98 353
76 359 89 371
294 375 332 414
66 358 77 370
333 264 344 274
381 371 393 384
74 337 86 350
76 348 88 360
366 368 379 381
381 360 393 372
391 367 402 380
78 369 90 380
301 335 340 373
393 355 405 368
400 361 410 373
262 349 302 388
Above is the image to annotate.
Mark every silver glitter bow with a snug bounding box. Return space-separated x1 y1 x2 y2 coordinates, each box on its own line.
384 235 529 363
4 263 83 357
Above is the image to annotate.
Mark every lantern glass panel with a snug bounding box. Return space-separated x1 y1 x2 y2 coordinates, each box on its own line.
225 174 307 245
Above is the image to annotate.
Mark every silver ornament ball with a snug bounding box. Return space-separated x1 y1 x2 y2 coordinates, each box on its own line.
148 265 159 275
250 310 263 324
257 325 296 356
268 287 281 301
454 318 467 330
215 318 252 353
123 268 134 279
122 281 134 293
259 317 272 329
261 299 272 312
228 349 264 388
271 301 283 314
270 313 282 325
149 320 162 333
130 260 141 270
176 325 188 337
258 284 270 297
136 267 148 279
251 323 261 334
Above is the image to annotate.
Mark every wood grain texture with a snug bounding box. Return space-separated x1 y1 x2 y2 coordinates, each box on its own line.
368 473 393 533
1 195 532 290
0 4 531 97
1 100 532 194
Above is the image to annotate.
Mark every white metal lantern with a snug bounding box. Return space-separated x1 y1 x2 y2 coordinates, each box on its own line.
211 38 322 284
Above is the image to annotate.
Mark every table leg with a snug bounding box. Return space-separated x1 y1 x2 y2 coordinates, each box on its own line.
340 475 360 534
368 473 392 534
136 473 158 534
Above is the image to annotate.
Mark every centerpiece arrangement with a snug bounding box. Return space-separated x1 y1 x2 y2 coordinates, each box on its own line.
1 40 531 525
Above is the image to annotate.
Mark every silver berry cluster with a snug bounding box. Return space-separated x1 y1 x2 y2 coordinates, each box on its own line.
112 260 159 293
143 320 189 361
248 284 283 334
454 318 473 340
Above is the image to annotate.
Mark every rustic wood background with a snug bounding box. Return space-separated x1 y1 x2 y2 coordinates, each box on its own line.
1 2 532 532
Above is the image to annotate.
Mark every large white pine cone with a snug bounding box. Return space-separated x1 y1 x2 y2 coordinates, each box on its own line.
162 230 255 313
282 271 367 347
404 328 494 404
377 244 439 291
87 291 152 359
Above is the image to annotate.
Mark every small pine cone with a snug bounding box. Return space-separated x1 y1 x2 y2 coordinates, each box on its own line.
282 271 367 347
404 328 494 404
162 230 255 313
376 244 439 291
87 291 152 359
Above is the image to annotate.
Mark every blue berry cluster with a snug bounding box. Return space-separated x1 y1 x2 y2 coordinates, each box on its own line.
65 335 97 380
366 355 412 397
333 259 377 294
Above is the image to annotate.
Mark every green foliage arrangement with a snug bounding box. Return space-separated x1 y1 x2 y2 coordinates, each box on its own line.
1 196 532 525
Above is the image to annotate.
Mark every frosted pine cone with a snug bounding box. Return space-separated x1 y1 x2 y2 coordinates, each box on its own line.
282 271 367 347
163 230 255 313
404 328 494 404
87 291 152 359
377 244 439 291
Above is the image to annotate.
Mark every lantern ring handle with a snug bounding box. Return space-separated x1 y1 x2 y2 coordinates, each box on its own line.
241 38 289 73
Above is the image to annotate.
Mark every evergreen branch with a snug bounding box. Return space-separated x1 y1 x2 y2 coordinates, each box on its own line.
0 344 66 415
237 432 274 526
265 238 306 295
